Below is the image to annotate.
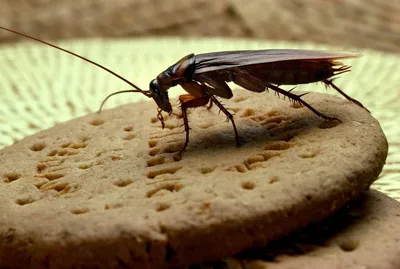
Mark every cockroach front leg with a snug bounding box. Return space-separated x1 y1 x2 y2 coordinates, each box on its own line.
157 107 165 129
207 99 214 110
178 94 210 155
209 95 241 147
323 80 370 112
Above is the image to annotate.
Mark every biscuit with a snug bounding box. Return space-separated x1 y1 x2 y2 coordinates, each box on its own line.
201 190 400 269
0 90 388 269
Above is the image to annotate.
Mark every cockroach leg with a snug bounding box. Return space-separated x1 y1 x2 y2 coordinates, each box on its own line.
283 86 297 100
207 99 214 110
178 94 210 155
157 108 165 129
323 80 370 112
209 95 241 147
267 83 341 122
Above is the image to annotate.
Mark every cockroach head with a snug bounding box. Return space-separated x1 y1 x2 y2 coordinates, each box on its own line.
149 79 172 113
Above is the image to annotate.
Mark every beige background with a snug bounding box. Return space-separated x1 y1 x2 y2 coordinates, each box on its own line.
1 0 400 53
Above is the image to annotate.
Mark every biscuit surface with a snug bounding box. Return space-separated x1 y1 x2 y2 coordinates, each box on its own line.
197 190 400 269
0 90 388 269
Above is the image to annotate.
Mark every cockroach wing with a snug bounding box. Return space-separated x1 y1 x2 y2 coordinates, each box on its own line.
195 73 234 99
193 49 360 74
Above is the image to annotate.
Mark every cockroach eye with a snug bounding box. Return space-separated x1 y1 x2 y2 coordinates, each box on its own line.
149 79 172 113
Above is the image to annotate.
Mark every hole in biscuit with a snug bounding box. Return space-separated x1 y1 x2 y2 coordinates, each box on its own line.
96 151 105 157
58 149 68 156
146 182 183 198
240 108 255 117
122 133 137 140
156 202 171 212
89 119 104 126
267 110 279 116
15 197 35 205
319 121 341 129
41 173 64 180
225 164 247 173
241 181 255 190
269 176 279 184
52 182 70 193
265 141 292 150
199 166 216 174
47 150 58 156
80 136 89 143
111 155 121 161
47 149 78 157
37 163 47 172
234 164 247 173
162 143 183 154
29 142 46 151
3 173 21 183
299 151 317 158
172 154 182 162
339 239 359 252
146 166 182 178
147 156 165 167
69 143 87 149
264 115 288 125
124 126 133 132
290 101 303 109
71 208 89 215
78 162 93 170
61 142 71 148
149 148 160 156
148 140 158 148
246 155 265 165
104 203 123 210
113 179 134 187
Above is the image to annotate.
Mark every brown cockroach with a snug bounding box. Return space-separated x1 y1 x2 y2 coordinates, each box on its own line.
0 26 367 155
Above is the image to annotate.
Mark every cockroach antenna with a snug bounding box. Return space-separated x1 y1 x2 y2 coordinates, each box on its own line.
0 26 151 110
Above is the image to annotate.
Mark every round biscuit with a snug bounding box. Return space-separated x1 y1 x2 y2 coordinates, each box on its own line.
0 90 388 268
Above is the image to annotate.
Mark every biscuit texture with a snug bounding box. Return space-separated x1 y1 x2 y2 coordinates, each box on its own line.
0 90 388 269
206 190 400 269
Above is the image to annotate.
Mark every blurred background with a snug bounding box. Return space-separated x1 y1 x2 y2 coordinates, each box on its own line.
0 0 400 53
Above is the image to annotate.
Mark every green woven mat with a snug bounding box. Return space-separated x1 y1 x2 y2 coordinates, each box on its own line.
0 37 399 199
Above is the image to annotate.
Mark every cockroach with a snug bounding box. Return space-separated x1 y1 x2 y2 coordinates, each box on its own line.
1 26 367 156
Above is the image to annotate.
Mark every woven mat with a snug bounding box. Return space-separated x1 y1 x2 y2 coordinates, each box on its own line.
0 37 399 200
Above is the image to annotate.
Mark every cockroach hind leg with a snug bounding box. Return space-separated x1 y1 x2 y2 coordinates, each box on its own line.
284 86 297 100
323 80 370 112
268 83 341 122
288 86 297 93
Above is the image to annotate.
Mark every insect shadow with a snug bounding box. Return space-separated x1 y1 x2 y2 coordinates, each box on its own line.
178 101 341 156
